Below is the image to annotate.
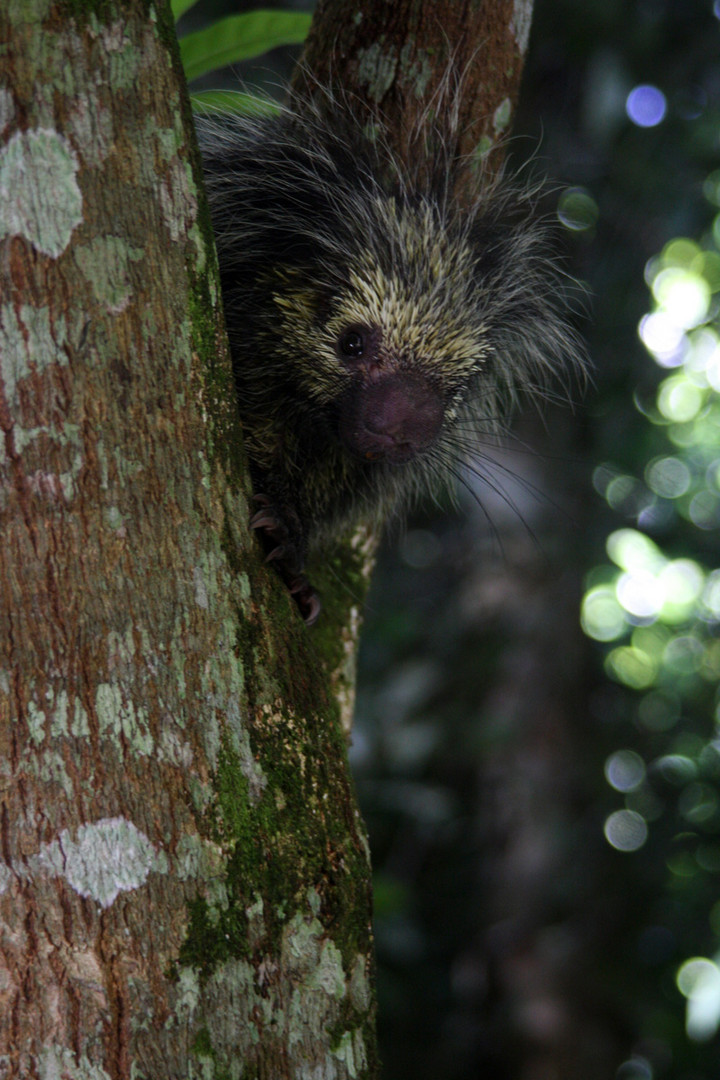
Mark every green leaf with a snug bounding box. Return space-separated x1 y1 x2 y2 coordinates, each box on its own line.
171 0 198 20
179 10 312 84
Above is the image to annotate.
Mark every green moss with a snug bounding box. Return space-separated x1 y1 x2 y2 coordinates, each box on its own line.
190 1024 232 1080
185 229 248 493
179 894 251 976
179 684 373 975
214 738 254 841
307 533 372 679
192 1026 213 1057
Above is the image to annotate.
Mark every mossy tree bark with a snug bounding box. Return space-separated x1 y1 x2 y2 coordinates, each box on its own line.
299 0 534 176
0 0 532 1077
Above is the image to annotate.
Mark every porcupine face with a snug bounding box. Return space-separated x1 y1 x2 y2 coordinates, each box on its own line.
270 197 494 472
199 105 581 515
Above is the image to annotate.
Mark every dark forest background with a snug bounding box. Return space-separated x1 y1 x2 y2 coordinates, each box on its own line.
178 1 720 1075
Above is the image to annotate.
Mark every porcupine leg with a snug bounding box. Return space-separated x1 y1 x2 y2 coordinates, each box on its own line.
249 494 321 626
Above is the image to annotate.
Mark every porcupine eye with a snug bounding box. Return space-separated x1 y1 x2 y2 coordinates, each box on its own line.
339 329 365 358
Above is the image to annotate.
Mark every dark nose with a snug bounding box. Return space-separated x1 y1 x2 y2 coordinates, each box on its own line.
339 374 444 463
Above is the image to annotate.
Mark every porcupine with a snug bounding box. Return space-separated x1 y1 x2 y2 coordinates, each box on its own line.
197 92 580 625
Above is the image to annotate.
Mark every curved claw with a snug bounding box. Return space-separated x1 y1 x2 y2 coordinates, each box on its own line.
249 510 281 531
302 593 322 627
265 545 287 563
249 492 319 625
288 577 322 626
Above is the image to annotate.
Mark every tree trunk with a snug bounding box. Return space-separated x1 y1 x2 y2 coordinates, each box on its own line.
300 0 533 176
0 0 533 1076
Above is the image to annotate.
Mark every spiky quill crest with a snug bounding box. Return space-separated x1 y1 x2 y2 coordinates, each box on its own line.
197 88 582 620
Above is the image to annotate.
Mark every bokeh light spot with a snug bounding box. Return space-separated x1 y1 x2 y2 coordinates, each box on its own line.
626 84 667 127
662 238 701 267
658 559 705 620
638 312 686 367
678 782 719 826
693 250 720 291
604 809 648 851
663 635 705 675
645 456 691 498
605 475 645 514
401 529 442 569
655 754 697 785
677 957 719 995
652 268 711 329
606 645 656 689
616 570 663 619
676 957 720 1041
689 491 720 530
557 187 599 231
581 586 627 641
702 570 720 618
605 750 646 792
657 376 704 422
607 529 664 573
687 326 720 375
615 1057 653 1080
631 624 670 660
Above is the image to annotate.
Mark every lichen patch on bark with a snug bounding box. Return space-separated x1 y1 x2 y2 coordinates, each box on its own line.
32 817 167 908
0 129 82 256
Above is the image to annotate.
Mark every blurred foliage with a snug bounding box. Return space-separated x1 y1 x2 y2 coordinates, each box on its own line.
177 8 310 85
175 0 720 1076
175 0 311 101
578 51 720 1076
539 0 720 1074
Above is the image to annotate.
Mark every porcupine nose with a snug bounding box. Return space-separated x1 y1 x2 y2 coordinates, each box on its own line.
340 374 444 464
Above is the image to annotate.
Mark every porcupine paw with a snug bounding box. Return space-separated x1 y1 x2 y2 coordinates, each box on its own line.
249 494 321 626
287 574 322 627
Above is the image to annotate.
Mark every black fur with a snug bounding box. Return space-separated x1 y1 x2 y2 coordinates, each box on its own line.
197 99 581 622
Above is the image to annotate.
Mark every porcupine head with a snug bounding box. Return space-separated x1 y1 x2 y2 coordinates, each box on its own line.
198 92 580 625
